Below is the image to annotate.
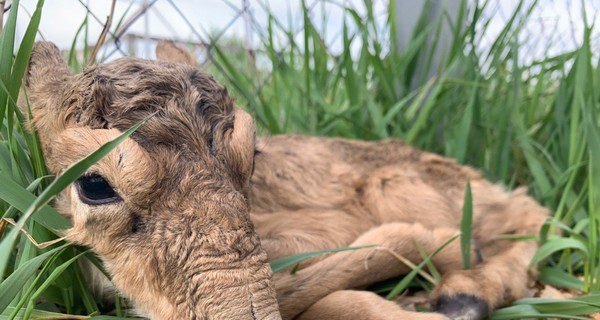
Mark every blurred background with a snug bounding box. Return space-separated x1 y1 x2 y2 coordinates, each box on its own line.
5 0 600 203
8 0 600 64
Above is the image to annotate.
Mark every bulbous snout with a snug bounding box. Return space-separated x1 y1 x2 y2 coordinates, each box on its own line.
143 211 282 320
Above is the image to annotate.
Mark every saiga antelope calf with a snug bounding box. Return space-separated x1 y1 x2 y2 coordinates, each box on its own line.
22 40 548 320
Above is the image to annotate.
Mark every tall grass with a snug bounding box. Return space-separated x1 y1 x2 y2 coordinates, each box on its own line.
1 0 600 318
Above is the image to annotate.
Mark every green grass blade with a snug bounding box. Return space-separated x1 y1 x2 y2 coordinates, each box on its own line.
9 0 45 103
21 250 88 319
0 0 20 126
1 307 92 319
492 304 589 320
386 234 459 300
529 238 589 267
0 174 70 231
0 244 67 313
461 179 473 269
538 267 584 291
270 245 375 273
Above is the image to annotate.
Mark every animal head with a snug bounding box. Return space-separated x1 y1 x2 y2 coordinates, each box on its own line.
23 41 280 319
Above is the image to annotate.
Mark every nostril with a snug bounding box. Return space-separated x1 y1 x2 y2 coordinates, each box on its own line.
76 174 122 205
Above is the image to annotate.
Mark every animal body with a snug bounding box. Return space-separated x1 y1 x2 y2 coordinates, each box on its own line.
22 41 549 320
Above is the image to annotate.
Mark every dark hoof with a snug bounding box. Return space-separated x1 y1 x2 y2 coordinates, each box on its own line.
431 294 489 320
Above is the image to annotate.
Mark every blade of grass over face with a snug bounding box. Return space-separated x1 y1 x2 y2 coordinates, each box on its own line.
0 116 149 281
22 116 150 217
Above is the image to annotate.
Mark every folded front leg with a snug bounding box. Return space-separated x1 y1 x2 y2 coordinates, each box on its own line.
274 222 470 319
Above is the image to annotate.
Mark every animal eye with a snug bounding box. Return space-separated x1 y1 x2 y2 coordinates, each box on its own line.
76 174 121 205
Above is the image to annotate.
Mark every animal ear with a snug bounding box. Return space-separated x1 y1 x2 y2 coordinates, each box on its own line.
24 41 72 100
220 108 256 197
156 40 199 67
22 41 73 157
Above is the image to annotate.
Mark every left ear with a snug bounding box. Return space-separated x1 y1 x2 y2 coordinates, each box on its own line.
155 40 199 67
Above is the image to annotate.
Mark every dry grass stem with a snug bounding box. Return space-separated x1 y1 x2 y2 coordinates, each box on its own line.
88 0 116 65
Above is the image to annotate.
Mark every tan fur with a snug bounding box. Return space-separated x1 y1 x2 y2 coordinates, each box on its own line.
23 41 549 320
297 290 448 320
252 136 547 319
156 40 200 68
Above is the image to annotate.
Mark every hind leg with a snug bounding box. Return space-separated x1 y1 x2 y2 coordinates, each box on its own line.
297 290 448 320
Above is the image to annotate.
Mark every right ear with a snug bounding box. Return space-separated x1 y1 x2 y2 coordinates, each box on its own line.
23 41 73 160
217 108 256 199
155 40 199 68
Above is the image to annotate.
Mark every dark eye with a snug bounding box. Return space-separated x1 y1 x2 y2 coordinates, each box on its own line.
76 174 121 205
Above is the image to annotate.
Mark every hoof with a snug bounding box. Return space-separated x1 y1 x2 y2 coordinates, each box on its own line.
431 294 489 320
